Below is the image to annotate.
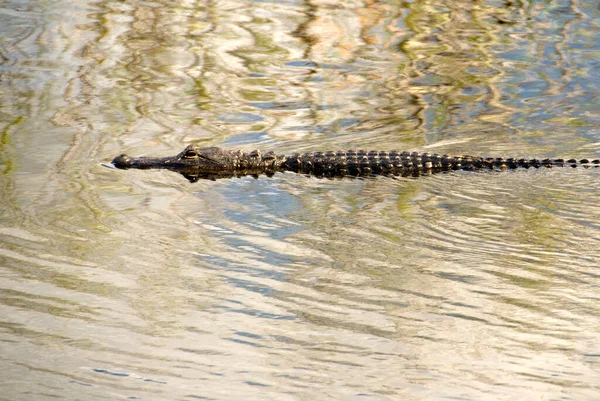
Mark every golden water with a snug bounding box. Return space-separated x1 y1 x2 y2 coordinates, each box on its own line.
1 1 600 400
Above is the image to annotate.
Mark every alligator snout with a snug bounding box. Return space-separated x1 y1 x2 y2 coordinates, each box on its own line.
112 154 132 169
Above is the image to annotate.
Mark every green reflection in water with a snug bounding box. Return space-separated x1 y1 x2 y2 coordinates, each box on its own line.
1 0 600 399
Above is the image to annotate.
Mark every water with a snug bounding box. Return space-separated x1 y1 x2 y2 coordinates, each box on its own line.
1 0 600 400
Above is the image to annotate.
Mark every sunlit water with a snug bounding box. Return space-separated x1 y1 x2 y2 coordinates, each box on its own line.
1 0 600 400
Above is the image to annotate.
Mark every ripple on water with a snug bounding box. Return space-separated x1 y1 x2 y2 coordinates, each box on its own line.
255 169 600 396
3 0 600 398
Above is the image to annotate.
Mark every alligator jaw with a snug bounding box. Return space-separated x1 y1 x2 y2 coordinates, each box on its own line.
112 145 225 170
111 154 182 169
111 145 287 181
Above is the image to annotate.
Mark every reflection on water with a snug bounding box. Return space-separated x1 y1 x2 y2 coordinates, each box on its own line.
1 0 600 400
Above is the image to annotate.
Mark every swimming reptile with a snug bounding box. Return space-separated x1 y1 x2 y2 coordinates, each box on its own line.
112 144 600 182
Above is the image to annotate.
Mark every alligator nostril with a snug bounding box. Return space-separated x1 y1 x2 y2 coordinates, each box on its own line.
112 154 132 169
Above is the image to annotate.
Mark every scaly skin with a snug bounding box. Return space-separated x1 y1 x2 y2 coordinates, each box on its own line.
112 144 600 182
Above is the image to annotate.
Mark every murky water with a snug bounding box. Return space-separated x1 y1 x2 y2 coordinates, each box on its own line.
2 0 600 400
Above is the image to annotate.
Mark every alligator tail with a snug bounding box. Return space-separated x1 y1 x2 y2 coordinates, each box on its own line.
282 151 600 177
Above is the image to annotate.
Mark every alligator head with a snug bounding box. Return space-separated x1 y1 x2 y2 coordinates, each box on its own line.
112 145 238 169
112 145 280 181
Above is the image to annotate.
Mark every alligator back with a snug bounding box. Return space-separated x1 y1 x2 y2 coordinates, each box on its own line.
282 150 600 177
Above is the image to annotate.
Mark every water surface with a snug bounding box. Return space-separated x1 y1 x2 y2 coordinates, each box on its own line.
1 0 600 400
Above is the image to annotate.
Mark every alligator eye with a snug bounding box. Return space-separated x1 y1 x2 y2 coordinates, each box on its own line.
182 149 200 159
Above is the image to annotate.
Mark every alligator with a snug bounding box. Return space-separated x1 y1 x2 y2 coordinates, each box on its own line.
112 144 600 182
